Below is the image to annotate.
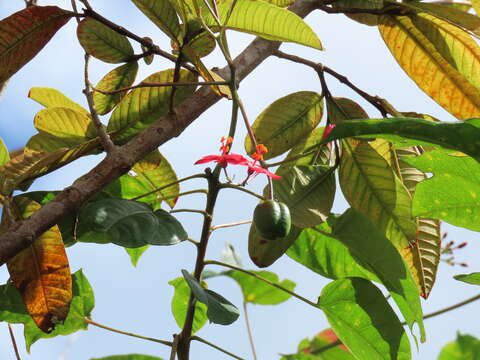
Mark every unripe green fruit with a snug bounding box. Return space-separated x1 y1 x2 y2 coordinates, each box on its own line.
253 200 291 240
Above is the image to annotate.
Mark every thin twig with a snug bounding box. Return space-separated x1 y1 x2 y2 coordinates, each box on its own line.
84 318 172 347
243 302 258 360
160 189 208 202
316 3 404 15
220 183 265 200
204 260 318 307
130 174 206 201
170 209 209 217
83 54 115 152
191 336 246 360
8 324 21 360
94 81 229 96
211 219 252 231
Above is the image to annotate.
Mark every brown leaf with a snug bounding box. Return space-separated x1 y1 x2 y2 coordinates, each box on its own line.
6 197 72 333
0 6 72 83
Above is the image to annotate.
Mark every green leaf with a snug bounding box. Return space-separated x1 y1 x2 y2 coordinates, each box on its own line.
262 0 294 7
28 87 88 115
77 18 134 63
34 107 97 143
91 355 163 360
269 165 335 228
93 62 139 115
0 137 9 166
245 91 323 159
125 246 149 267
77 199 187 247
131 0 181 41
438 333 480 360
454 272 480 285
402 149 480 231
168 277 208 334
248 223 301 268
107 69 197 142
332 209 425 342
0 270 94 352
205 0 322 50
185 31 216 58
223 270 295 305
333 0 383 26
318 278 411 360
379 13 480 120
0 6 72 83
182 270 240 325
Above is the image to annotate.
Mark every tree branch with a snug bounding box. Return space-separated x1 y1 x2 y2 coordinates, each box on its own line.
0 0 318 265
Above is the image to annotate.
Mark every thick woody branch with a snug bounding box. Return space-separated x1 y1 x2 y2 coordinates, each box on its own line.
0 0 318 266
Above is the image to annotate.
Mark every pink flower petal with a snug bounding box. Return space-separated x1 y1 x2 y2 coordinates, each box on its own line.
248 163 282 179
194 155 222 165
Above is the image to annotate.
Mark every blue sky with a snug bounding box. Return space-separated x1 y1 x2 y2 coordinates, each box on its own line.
0 1 479 359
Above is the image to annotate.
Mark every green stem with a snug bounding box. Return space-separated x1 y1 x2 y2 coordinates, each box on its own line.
84 318 172 347
161 189 208 202
211 219 252 231
204 260 318 308
191 336 246 360
170 209 209 217
220 183 265 200
130 174 206 201
243 302 258 360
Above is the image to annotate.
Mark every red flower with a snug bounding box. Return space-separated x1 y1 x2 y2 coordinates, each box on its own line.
195 153 249 168
322 123 336 140
247 162 282 179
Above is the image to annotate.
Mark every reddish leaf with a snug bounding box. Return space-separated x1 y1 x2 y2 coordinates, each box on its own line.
6 197 72 333
0 6 72 83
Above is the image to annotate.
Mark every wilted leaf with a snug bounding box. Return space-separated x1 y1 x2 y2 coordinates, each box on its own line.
182 270 240 325
269 165 335 228
5 197 72 333
131 0 181 42
28 87 88 115
246 91 323 159
0 6 72 83
454 272 480 285
379 13 480 119
93 61 139 115
77 199 187 247
223 270 295 305
168 277 208 334
77 18 133 63
318 278 411 360
204 0 323 50
108 69 197 142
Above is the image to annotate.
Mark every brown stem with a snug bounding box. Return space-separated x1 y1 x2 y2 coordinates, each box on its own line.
8 324 21 360
94 81 229 96
316 3 404 15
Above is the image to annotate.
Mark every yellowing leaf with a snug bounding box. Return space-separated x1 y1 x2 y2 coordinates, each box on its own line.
206 0 323 50
379 13 480 119
93 62 139 115
28 87 88 115
6 197 72 333
0 6 72 83
77 18 133 63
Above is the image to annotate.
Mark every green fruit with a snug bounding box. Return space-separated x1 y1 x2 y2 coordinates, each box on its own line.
253 200 291 240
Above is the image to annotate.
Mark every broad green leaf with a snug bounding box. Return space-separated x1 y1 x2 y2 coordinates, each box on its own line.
93 62 139 115
5 197 72 333
318 278 411 360
0 270 94 352
248 223 301 267
379 13 480 119
28 87 88 115
396 146 441 299
403 149 480 231
332 209 425 342
185 31 216 58
182 270 240 325
245 91 323 159
438 333 480 360
268 165 335 228
108 69 196 142
399 1 480 37
204 0 323 50
0 137 9 166
168 277 208 334
263 0 294 7
34 107 97 143
223 270 295 305
91 355 163 360
0 6 72 83
125 246 149 267
340 139 416 249
77 199 187 247
334 0 384 26
282 127 333 167
454 272 480 285
77 18 134 63
131 0 181 41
